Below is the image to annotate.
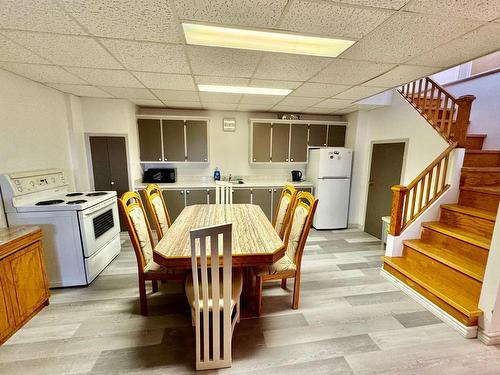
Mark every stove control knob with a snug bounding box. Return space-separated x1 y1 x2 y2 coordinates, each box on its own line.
30 181 35 187
17 187 22 192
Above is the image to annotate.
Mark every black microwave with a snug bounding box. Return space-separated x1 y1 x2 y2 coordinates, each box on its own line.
143 168 176 183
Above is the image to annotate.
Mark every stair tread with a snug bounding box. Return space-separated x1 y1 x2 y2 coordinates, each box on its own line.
460 185 500 195
466 134 487 139
384 256 482 317
440 203 497 221
465 150 500 154
422 221 491 249
462 167 500 172
404 239 485 282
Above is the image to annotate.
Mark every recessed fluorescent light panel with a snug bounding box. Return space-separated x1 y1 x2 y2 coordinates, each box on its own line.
183 23 355 58
198 84 291 96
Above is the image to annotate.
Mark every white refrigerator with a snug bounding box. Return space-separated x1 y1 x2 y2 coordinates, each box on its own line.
308 148 353 229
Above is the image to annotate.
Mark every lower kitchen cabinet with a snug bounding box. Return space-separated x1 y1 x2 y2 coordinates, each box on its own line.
232 188 252 204
272 188 283 219
185 189 209 205
297 187 313 193
252 189 273 220
0 226 49 345
163 189 186 222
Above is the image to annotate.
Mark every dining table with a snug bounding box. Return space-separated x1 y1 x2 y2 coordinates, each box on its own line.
153 203 285 315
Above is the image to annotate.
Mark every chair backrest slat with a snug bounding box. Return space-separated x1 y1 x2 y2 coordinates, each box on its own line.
272 185 298 239
215 181 233 204
144 183 171 240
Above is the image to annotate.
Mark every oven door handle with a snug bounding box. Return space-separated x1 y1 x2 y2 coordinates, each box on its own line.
82 198 117 216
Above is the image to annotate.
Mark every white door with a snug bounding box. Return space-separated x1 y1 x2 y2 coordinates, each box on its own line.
313 178 350 229
318 148 352 178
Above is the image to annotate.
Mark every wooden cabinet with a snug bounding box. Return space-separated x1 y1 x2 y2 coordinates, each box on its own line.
138 119 162 162
233 188 252 204
163 189 186 222
327 125 346 147
252 189 273 220
0 226 49 345
252 123 271 162
308 124 328 147
138 117 209 163
290 124 308 162
186 189 209 205
271 124 290 162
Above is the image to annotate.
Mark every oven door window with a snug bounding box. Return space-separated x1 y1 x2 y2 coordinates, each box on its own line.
93 209 114 239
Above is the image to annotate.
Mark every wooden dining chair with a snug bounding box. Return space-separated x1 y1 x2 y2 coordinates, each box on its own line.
118 191 180 316
272 185 297 239
253 191 318 316
184 223 243 370
143 183 171 241
215 181 233 204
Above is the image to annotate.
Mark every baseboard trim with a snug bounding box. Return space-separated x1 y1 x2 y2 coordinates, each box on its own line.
381 268 478 339
478 328 500 345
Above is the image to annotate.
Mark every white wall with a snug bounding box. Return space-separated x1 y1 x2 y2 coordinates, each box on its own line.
0 70 74 227
347 91 449 227
444 72 500 149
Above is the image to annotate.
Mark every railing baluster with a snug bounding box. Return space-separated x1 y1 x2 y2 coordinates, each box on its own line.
418 175 425 210
425 168 434 204
441 96 449 133
410 187 417 221
411 81 416 102
417 79 423 107
441 154 449 190
433 160 441 197
422 78 429 111
447 103 455 137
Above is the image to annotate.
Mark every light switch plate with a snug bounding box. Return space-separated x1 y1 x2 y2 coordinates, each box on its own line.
223 118 236 132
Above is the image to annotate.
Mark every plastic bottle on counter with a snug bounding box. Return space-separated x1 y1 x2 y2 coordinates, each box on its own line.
213 167 221 181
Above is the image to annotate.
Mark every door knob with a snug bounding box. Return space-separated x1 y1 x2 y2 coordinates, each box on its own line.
369 180 374 186
110 181 115 185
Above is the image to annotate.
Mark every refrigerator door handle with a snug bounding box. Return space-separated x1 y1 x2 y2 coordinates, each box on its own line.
318 177 350 180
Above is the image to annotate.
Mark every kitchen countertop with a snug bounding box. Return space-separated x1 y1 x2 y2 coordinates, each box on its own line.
134 178 313 189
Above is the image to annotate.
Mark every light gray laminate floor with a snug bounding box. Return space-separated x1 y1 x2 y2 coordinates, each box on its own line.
1 229 499 374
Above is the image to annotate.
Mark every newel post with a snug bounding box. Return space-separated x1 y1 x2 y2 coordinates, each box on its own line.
455 95 475 148
389 185 408 237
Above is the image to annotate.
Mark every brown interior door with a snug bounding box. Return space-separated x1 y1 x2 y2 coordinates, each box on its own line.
290 124 308 162
252 123 271 162
186 120 208 162
162 120 185 162
89 137 111 191
271 124 290 162
328 125 346 147
308 125 328 147
138 119 162 162
364 142 406 238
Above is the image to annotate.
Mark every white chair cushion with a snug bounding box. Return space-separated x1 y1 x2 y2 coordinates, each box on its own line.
185 268 243 311
285 205 308 262
151 195 169 233
254 253 296 277
274 195 290 236
129 206 154 269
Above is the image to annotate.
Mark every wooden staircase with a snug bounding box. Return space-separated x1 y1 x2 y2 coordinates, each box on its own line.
384 79 499 328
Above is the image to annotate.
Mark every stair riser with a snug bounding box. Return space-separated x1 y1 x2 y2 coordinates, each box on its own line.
460 170 500 187
420 227 489 265
459 190 500 213
440 208 494 239
465 138 485 150
464 153 500 167
383 263 478 326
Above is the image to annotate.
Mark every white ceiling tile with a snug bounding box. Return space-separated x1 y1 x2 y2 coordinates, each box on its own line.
47 83 113 97
361 65 440 88
301 107 336 114
0 62 87 84
333 85 388 100
340 12 482 63
187 46 261 77
195 76 251 86
60 0 182 42
101 87 156 99
101 39 190 73
333 0 410 10
199 92 242 103
153 89 200 101
0 0 85 34
3 31 121 68
237 103 273 112
404 0 500 21
271 105 309 112
65 67 144 88
279 0 394 39
314 98 354 109
240 94 283 105
0 35 48 64
249 79 303 89
129 99 165 107
290 83 352 98
174 0 288 28
409 23 500 68
202 103 239 111
165 101 203 109
276 96 323 107
253 53 331 81
331 108 356 115
133 72 195 90
311 59 395 85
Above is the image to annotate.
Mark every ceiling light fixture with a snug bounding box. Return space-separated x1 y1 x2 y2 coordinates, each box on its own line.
183 23 355 58
198 84 291 96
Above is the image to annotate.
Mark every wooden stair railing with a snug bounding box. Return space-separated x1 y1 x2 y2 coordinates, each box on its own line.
400 77 475 147
389 142 457 236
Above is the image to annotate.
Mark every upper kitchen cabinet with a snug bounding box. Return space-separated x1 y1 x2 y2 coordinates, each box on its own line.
308 124 328 147
138 119 162 162
327 125 346 147
252 122 271 162
138 117 209 163
290 123 308 162
271 124 290 162
185 120 208 162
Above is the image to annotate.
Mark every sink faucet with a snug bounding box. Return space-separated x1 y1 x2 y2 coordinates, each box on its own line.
228 174 232 181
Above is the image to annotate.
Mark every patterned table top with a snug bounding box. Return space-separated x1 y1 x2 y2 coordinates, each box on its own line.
154 204 285 268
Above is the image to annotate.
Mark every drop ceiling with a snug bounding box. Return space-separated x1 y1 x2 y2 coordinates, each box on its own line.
0 0 499 115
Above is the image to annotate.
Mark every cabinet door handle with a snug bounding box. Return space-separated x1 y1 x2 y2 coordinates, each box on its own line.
186 190 190 194
110 181 115 185
204 158 207 161
290 158 294 162
164 158 168 161
273 189 277 192
253 158 256 162
180 191 184 195
158 158 161 161
285 158 289 162
268 189 272 192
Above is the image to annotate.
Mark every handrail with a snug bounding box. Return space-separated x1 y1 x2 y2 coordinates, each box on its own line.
389 142 457 236
399 77 475 147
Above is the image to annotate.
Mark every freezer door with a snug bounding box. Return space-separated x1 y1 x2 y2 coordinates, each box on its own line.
318 148 352 178
313 178 350 229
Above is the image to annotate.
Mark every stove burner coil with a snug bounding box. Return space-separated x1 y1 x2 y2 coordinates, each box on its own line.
86 192 107 197
66 192 84 197
35 199 64 206
66 200 87 205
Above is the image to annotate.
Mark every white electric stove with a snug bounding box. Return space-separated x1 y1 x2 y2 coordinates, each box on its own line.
0 169 121 287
